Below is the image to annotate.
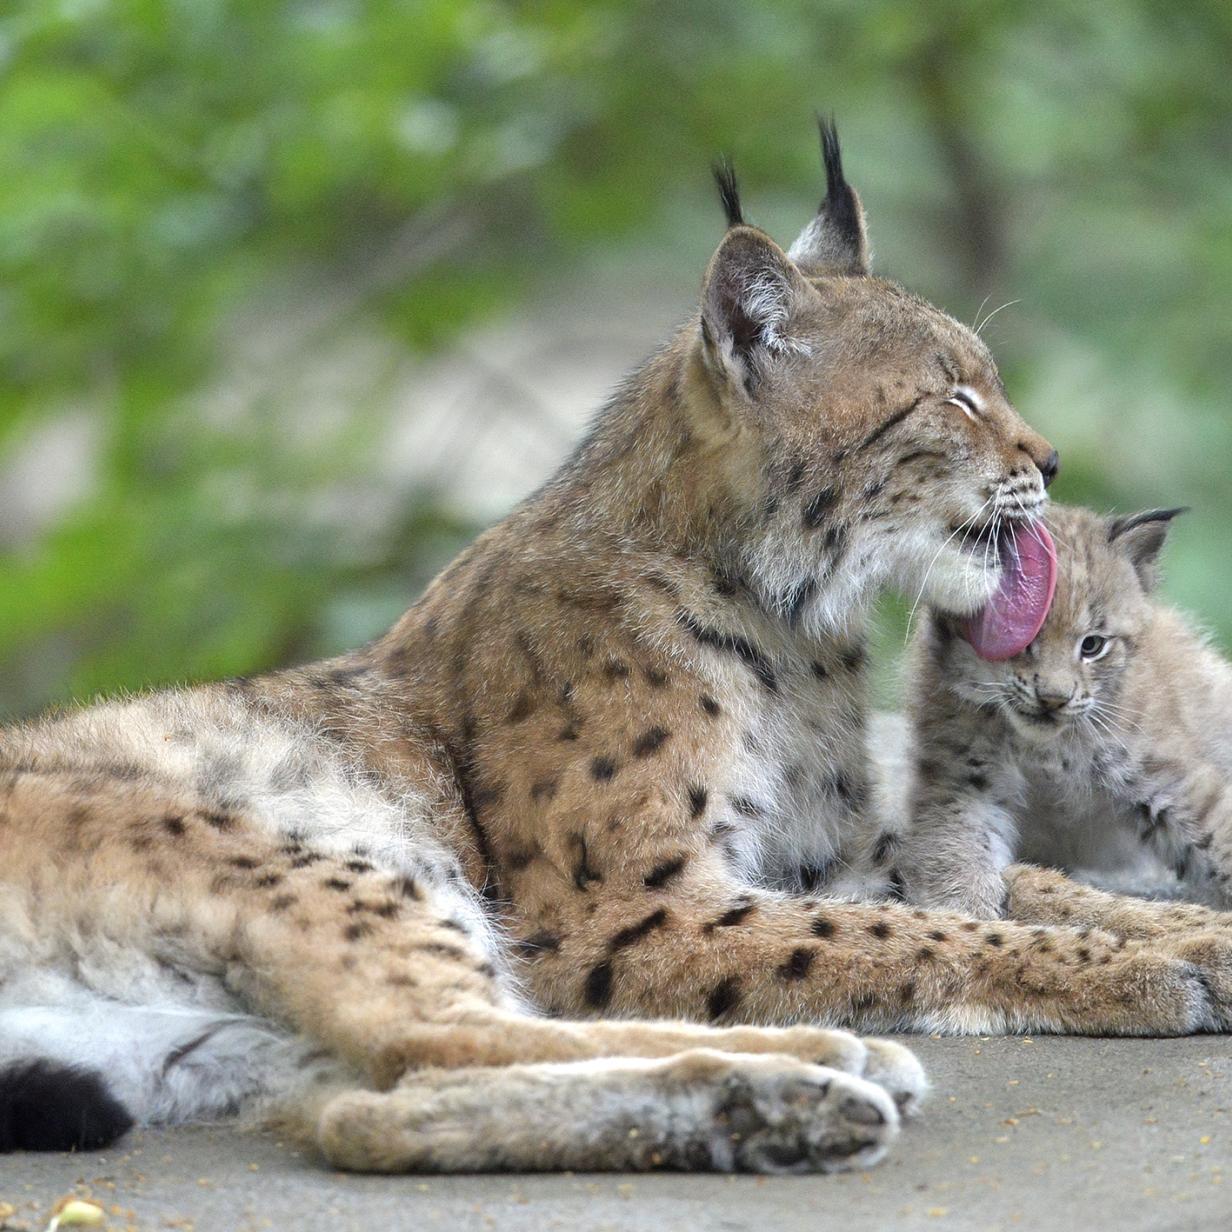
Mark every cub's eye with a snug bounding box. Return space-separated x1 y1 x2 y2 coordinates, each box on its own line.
943 387 981 422
1078 634 1110 661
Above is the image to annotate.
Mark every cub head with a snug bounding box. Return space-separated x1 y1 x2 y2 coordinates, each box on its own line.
926 503 1184 743
687 120 1057 629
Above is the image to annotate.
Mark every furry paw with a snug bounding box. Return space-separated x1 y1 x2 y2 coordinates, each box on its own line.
1168 933 1232 1031
700 1055 899 1174
858 1038 928 1117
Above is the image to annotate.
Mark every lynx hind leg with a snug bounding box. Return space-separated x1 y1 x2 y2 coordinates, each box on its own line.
1006 863 1232 1028
319 1049 899 1174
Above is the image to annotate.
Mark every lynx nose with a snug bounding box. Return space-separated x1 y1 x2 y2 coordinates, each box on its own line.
1037 449 1060 489
1033 678 1073 712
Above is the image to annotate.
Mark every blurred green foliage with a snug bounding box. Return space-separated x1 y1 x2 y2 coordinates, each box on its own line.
1 0 1230 717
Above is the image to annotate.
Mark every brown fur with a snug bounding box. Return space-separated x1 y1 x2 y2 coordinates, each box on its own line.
3 127 1230 1175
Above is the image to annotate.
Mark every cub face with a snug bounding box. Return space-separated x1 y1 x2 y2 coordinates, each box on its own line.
687 123 1057 624
927 503 1184 744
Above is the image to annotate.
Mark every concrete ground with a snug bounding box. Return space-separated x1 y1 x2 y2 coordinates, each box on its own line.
1 1035 1228 1232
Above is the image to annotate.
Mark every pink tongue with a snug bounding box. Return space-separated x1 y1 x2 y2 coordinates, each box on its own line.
963 520 1057 661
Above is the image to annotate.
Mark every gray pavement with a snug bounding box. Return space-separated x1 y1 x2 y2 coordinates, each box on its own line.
1 1035 1229 1232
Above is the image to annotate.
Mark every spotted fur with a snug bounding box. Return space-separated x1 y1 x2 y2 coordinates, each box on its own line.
2 126 1229 1176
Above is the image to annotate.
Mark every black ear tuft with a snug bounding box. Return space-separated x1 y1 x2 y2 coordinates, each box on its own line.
788 115 870 276
1107 506 1187 591
817 114 860 244
712 158 744 228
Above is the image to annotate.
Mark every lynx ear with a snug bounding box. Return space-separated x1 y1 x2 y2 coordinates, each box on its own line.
700 219 812 395
788 116 870 276
1107 507 1187 591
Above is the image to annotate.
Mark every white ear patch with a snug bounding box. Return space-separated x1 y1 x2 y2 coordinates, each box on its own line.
743 270 810 356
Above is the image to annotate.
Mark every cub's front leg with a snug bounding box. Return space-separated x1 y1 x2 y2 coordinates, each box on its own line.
1119 757 1232 906
896 744 1025 919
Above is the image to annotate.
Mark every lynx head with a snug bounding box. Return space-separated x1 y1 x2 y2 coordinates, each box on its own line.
687 119 1057 635
928 503 1184 744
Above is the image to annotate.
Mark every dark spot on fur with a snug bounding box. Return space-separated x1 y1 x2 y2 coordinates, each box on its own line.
162 815 186 837
516 930 561 958
729 795 762 818
230 856 260 870
603 658 631 681
255 872 283 889
345 859 374 874
916 946 934 961
643 855 687 889
584 961 614 1008
928 929 948 942
704 902 756 932
505 847 538 871
706 977 743 1020
644 666 670 688
324 878 352 892
392 875 420 900
609 908 669 951
590 756 617 782
557 723 581 742
798 862 835 892
530 777 559 803
290 852 324 869
270 894 296 912
802 486 839 529
202 812 233 831
700 694 722 717
782 578 817 627
968 773 989 792
868 921 892 940
688 784 708 819
632 726 671 758
344 921 373 942
506 692 535 723
811 916 836 939
417 942 468 961
777 947 816 980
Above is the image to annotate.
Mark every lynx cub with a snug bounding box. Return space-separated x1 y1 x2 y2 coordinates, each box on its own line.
902 503 1232 917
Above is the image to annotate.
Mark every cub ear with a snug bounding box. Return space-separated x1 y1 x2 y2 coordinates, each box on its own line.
700 184 813 395
787 116 870 277
1107 507 1187 591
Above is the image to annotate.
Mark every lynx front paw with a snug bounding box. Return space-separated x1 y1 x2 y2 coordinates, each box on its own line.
744 1026 927 1117
859 1039 928 1117
696 1055 900 1174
